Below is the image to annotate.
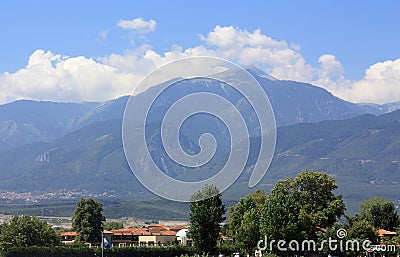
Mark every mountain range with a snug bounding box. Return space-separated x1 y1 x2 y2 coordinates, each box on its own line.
0 67 399 213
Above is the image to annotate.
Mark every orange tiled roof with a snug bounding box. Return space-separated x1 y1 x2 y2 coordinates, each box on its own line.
169 225 189 231
160 230 177 236
64 225 182 239
378 229 397 237
60 231 77 236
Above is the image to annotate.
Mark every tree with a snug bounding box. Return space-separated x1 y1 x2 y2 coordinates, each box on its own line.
260 191 312 250
248 189 267 210
271 171 345 234
236 207 260 256
228 193 263 255
347 220 377 243
359 197 399 230
104 222 124 230
72 198 106 244
189 184 225 254
259 170 345 255
229 196 257 239
0 215 60 251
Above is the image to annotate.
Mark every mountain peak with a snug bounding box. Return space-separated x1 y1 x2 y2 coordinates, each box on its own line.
244 66 278 81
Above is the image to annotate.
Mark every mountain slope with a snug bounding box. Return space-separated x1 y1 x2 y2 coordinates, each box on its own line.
2 67 396 152
1 110 400 209
0 100 98 151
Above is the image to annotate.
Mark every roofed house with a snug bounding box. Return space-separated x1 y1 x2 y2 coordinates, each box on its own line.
60 224 188 248
60 231 77 245
377 229 397 244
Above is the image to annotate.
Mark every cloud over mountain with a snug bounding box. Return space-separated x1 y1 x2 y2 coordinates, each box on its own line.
0 24 399 104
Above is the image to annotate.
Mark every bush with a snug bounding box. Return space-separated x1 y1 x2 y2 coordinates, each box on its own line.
0 245 197 257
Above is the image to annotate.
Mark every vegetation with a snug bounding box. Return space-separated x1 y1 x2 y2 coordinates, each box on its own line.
188 184 225 255
227 191 267 256
104 221 124 230
1 171 399 257
0 215 60 251
72 198 106 244
229 171 347 256
0 245 198 257
358 197 400 230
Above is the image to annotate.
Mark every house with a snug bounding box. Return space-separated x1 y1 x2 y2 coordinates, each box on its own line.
377 229 397 245
60 224 189 247
60 231 77 245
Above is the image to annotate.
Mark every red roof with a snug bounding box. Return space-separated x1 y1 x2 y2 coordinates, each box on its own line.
159 230 177 236
62 225 184 239
378 229 397 237
169 225 189 231
60 231 77 236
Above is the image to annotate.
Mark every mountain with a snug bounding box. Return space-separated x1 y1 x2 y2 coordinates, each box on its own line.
1 67 399 153
0 97 132 151
1 67 400 212
1 110 400 210
0 100 98 151
357 102 400 115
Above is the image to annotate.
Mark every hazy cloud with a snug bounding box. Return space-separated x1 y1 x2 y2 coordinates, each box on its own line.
117 17 157 33
96 30 109 44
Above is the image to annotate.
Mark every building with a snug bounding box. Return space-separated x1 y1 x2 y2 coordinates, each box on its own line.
60 224 189 247
60 231 77 245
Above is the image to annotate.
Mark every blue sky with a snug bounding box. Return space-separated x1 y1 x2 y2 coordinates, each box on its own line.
1 0 399 104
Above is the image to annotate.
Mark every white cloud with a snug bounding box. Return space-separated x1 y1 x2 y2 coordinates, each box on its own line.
342 59 400 104
200 26 314 82
1 25 400 104
0 50 139 103
117 17 157 33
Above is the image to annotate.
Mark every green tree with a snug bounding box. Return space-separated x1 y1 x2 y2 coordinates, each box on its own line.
72 198 106 244
260 191 312 249
271 171 345 233
359 197 399 230
248 189 267 210
104 222 124 230
226 190 267 255
0 215 60 251
189 184 225 254
259 170 345 255
236 207 260 256
347 219 377 243
229 196 257 238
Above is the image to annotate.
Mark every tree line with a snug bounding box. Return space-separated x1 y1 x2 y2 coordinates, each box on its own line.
0 170 399 257
188 171 400 256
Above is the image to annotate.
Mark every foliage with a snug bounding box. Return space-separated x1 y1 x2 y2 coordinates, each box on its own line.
228 196 256 238
359 197 399 230
248 189 267 210
189 184 225 254
72 198 106 244
236 207 260 256
270 171 345 235
0 215 60 251
103 221 124 230
258 171 345 255
228 193 265 256
260 191 311 246
0 245 197 257
347 219 377 242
